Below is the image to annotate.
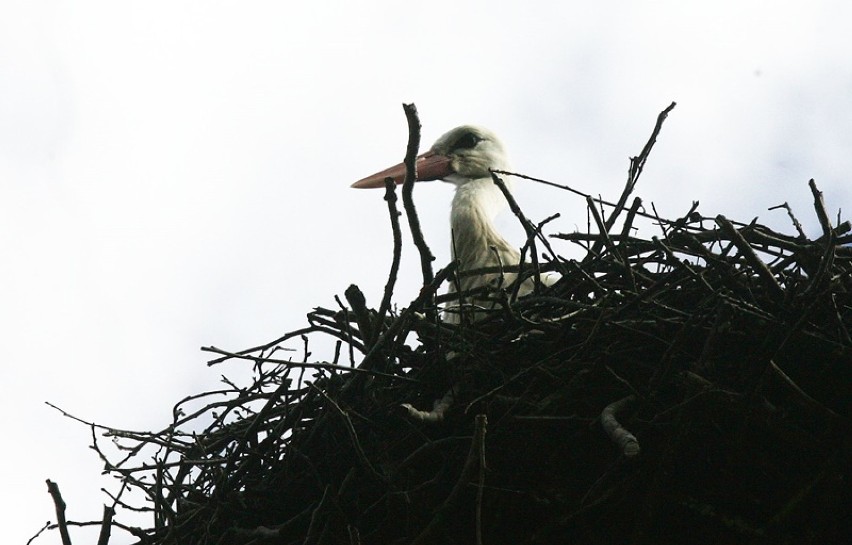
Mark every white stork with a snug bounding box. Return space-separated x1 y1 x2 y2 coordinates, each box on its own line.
353 125 549 321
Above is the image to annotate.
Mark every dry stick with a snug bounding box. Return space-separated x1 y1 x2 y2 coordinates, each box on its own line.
400 103 435 286
808 178 833 238
679 222 818 259
302 485 332 545
26 522 52 545
389 262 456 348
154 461 164 530
493 172 563 304
374 178 403 347
619 197 643 239
331 297 356 366
475 414 487 545
804 179 837 295
492 172 541 295
590 101 676 257
492 172 565 274
492 169 749 233
46 480 73 545
96 505 115 545
770 221 852 275
233 502 317 540
622 101 677 207
600 395 641 457
768 201 807 239
344 285 373 346
44 401 115 433
830 293 852 346
715 215 784 299
348 525 362 545
341 263 456 395
437 262 562 288
765 450 839 531
768 359 841 420
311 384 387 482
804 228 836 296
651 236 715 293
450 230 467 321
552 232 651 245
201 346 418 382
410 414 488 545
240 378 297 442
617 197 644 292
586 195 617 256
206 325 361 366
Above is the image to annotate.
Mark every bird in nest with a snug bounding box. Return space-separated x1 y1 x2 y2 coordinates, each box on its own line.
353 125 556 323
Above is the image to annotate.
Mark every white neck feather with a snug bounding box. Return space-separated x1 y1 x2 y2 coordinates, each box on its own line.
449 178 520 288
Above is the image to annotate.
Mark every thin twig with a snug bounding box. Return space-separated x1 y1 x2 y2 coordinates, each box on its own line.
46 480 73 545
374 178 403 346
809 178 833 238
345 284 373 347
401 103 435 286
201 346 418 383
591 101 676 256
96 504 116 545
492 172 542 293
600 395 641 457
715 215 784 299
768 201 806 239
410 414 488 545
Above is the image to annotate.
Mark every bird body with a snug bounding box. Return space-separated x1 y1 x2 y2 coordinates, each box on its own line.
447 176 521 294
353 125 544 321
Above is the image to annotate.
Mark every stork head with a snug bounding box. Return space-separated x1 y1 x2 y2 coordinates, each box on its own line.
352 125 509 189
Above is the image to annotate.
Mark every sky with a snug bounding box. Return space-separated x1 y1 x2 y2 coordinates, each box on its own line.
3 1 852 543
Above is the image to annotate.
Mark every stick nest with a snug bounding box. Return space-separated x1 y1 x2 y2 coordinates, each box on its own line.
43 105 852 545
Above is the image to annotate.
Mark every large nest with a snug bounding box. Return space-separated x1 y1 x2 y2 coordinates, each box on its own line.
41 105 851 545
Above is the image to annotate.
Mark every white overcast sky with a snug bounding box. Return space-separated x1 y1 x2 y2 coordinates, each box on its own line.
3 1 851 543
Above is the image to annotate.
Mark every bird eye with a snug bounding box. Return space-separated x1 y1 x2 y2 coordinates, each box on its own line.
452 132 481 151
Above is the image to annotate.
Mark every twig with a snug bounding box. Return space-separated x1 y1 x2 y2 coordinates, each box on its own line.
600 395 640 457
96 505 115 545
624 102 676 197
401 386 457 423
768 201 806 239
619 196 643 239
302 485 331 545
351 261 456 375
494 169 706 231
205 325 359 366
492 172 542 293
591 101 676 256
767 360 840 421
344 284 373 346
200 346 418 382
401 103 435 287
808 178 833 238
715 215 784 298
804 179 837 295
26 521 52 545
375 178 403 346
410 414 488 545
46 480 73 545
332 298 356 366
311 384 387 482
475 414 487 545
586 195 617 258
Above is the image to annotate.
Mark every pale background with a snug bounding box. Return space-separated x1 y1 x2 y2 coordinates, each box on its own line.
3 1 851 543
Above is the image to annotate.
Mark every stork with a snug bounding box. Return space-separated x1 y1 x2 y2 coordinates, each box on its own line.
353 125 547 321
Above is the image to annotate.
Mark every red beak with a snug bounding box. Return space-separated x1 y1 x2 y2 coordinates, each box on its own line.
351 151 454 188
